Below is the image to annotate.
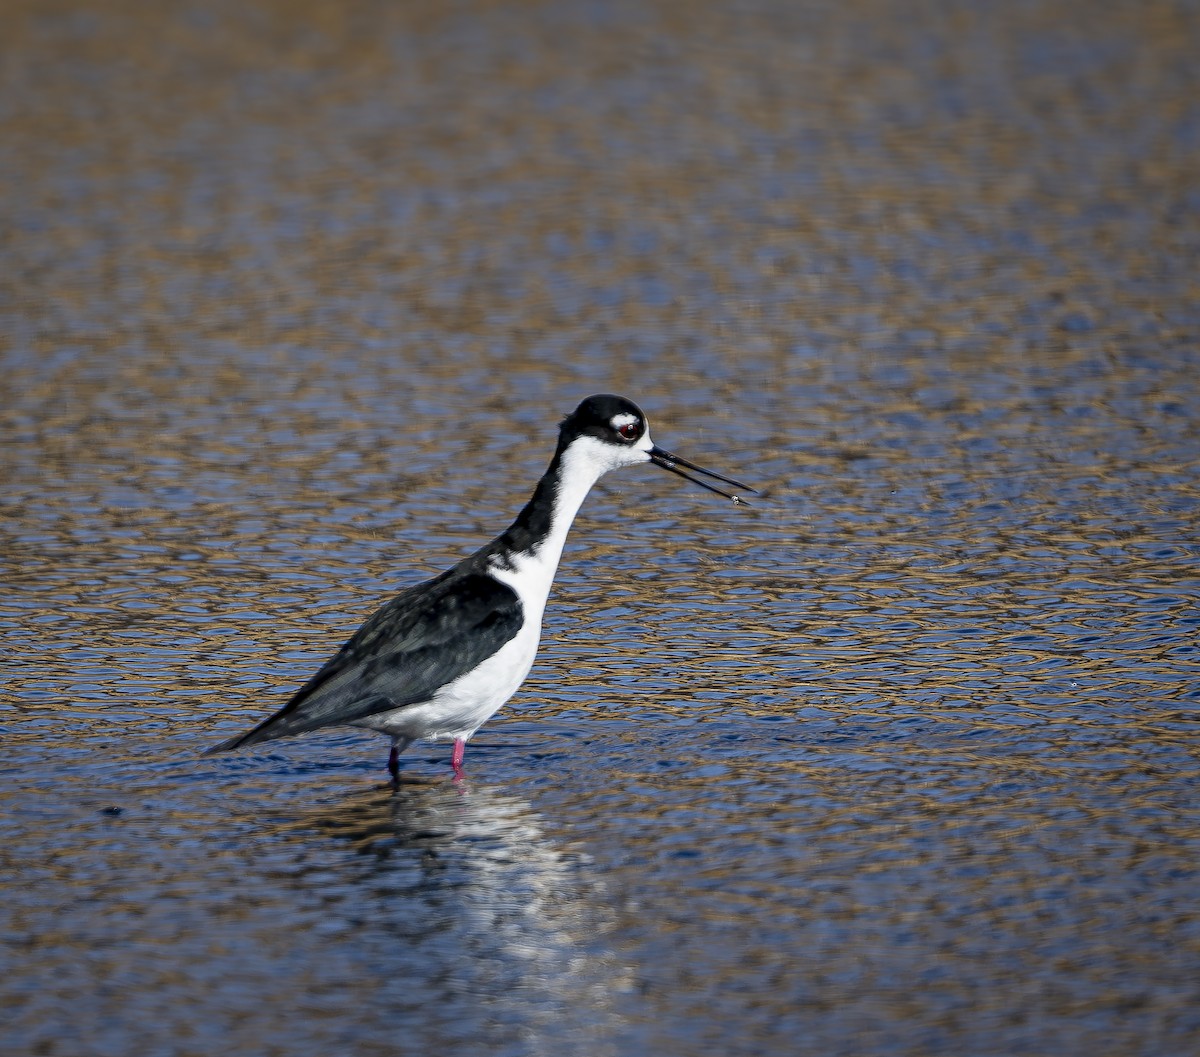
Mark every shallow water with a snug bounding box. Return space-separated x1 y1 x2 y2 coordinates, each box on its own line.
3 1 1199 1055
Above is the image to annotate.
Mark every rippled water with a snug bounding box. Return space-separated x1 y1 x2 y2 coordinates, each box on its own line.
3 1 1199 1055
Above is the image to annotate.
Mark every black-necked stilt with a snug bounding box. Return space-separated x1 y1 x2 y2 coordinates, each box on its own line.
206 394 753 781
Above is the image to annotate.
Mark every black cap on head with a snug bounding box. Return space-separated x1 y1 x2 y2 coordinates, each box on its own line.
558 394 647 448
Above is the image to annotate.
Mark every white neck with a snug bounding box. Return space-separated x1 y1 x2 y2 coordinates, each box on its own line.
487 432 651 617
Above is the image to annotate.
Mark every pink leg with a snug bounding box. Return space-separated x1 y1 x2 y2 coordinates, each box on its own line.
450 738 466 778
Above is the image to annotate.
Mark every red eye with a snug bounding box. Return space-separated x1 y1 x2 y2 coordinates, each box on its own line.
617 422 640 440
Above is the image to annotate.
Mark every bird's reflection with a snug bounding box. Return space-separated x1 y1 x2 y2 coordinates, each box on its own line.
293 777 566 863
270 777 630 1056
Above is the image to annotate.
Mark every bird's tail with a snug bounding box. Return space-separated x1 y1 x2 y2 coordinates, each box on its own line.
204 690 390 756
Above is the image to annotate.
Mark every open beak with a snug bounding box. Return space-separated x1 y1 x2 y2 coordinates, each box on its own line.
649 446 757 506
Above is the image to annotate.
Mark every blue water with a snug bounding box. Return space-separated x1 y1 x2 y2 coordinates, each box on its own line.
3 1 1199 1055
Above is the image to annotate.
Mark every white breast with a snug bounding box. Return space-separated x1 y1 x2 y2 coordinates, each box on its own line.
360 551 555 744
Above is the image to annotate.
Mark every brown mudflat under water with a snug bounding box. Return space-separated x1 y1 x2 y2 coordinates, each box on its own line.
2 1 1198 1055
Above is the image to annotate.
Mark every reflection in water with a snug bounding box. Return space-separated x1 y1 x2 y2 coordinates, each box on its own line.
275 781 631 1057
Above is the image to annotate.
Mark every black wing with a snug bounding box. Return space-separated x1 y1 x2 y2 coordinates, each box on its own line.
206 571 523 752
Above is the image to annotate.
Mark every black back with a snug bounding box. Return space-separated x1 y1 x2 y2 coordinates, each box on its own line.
207 554 523 750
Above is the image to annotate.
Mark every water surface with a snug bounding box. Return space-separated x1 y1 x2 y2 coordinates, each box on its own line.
2 1 1198 1055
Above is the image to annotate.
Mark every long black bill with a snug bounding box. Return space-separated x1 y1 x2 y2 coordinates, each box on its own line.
649 446 757 506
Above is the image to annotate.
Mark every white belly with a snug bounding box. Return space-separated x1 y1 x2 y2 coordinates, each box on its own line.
372 621 541 742
355 546 560 744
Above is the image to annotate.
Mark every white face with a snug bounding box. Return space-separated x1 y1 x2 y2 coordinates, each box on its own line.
608 412 655 463
560 417 654 487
